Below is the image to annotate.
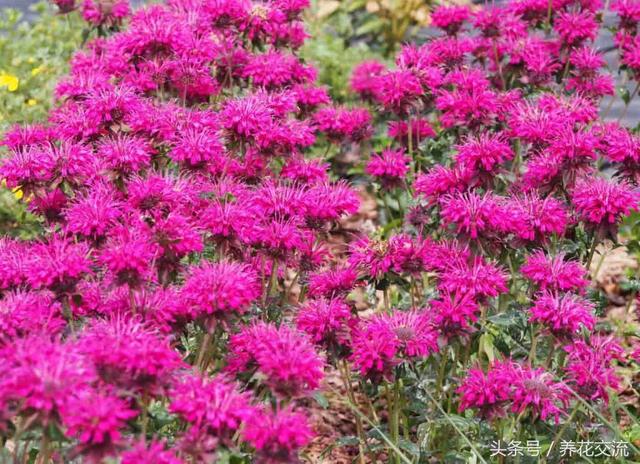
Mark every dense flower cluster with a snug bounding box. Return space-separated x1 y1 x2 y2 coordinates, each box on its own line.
344 0 640 457
0 0 369 461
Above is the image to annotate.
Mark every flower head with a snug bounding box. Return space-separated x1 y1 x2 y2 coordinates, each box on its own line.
564 336 625 403
181 260 260 320
529 291 596 336
521 251 588 292
296 297 356 352
571 177 638 226
243 407 314 463
350 311 438 380
366 148 410 189
227 322 324 398
170 374 256 443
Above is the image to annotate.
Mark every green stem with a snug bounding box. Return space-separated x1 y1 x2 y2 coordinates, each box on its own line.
340 361 366 464
548 405 580 455
385 382 400 464
591 246 607 284
435 354 447 399
585 233 599 272
36 431 51 464
196 330 213 371
529 325 538 364
625 291 636 314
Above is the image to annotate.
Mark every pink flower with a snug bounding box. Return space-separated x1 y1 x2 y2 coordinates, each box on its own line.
0 337 95 427
227 322 324 398
121 440 183 464
99 225 161 288
438 256 508 301
350 311 438 380
314 106 372 143
388 233 431 275
307 265 359 298
296 297 356 351
64 183 122 238
78 316 183 394
430 290 479 337
26 236 92 293
435 70 498 128
350 60 385 99
571 177 639 226
82 0 130 26
0 145 56 190
554 11 598 46
243 407 314 463
62 390 137 449
564 335 625 403
169 127 225 169
431 5 470 34
613 0 640 29
505 194 568 241
280 156 329 184
388 119 435 147
181 260 260 319
304 181 360 224
439 191 513 239
291 84 330 111
348 237 394 279
0 291 65 342
509 364 571 423
366 148 410 188
455 132 513 174
375 70 423 114
0 239 28 290
242 50 312 88
414 165 473 204
521 251 588 292
529 291 596 335
457 360 514 420
251 216 306 258
152 212 203 264
97 134 155 173
170 374 256 442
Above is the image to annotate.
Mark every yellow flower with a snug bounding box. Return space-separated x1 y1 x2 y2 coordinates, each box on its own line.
27 99 37 106
0 73 19 92
31 65 45 76
12 187 23 200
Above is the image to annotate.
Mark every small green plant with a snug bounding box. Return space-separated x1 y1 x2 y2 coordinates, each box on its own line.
0 2 82 237
0 3 83 130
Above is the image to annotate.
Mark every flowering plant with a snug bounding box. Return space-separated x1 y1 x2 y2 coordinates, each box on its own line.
1 0 640 463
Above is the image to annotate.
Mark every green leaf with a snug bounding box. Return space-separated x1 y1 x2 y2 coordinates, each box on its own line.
313 391 329 409
355 18 384 36
479 333 495 362
336 435 360 446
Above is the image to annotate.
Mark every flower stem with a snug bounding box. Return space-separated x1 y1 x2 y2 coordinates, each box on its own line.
529 325 538 364
196 330 213 371
548 405 580 455
585 233 599 273
36 432 51 464
340 360 366 464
